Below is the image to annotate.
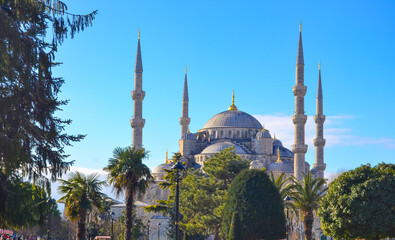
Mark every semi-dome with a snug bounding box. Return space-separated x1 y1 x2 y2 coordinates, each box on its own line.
202 110 262 129
267 161 293 172
152 163 172 174
201 141 246 154
256 130 271 139
274 145 294 158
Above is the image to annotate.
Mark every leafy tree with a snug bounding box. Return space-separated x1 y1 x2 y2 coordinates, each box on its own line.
104 147 153 240
290 172 326 240
180 147 249 239
57 172 107 240
222 169 286 240
318 163 395 240
228 212 242 240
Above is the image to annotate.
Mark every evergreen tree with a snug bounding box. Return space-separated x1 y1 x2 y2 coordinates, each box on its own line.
1 0 96 226
222 169 286 240
228 212 242 240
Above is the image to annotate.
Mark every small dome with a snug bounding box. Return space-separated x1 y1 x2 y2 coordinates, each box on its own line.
152 163 172 174
250 160 264 169
201 141 246 154
181 132 195 140
267 162 293 173
202 110 262 129
273 145 294 158
256 130 271 139
273 139 283 147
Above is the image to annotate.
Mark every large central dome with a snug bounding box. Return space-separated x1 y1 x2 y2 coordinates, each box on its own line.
202 110 262 129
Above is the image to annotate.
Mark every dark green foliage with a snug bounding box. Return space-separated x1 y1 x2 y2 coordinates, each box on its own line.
228 212 242 240
222 169 286 240
1 0 96 227
180 147 249 239
318 163 395 240
0 174 49 228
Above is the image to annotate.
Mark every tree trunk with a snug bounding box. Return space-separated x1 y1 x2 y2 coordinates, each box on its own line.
77 209 87 240
302 211 314 240
125 184 134 240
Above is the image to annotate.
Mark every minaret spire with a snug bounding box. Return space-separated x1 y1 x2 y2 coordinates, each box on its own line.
292 23 308 180
130 30 145 149
313 62 326 178
180 65 191 137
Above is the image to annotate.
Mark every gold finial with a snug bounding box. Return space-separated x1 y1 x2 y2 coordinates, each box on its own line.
228 90 238 111
166 149 168 161
185 65 187 73
262 125 265 132
299 21 302 32
277 148 281 162
273 133 276 140
138 29 140 39
187 128 190 133
319 61 321 70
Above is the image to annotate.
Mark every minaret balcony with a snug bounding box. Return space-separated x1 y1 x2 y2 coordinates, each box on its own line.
130 118 145 128
314 115 326 124
292 85 307 96
179 117 191 125
131 90 145 101
292 114 307 124
313 163 326 171
292 144 308 153
313 138 326 147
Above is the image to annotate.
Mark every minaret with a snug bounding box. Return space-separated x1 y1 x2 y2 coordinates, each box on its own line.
130 30 145 149
313 62 326 178
292 22 308 180
179 65 191 137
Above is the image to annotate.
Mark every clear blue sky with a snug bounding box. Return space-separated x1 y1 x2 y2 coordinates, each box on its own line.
54 0 395 176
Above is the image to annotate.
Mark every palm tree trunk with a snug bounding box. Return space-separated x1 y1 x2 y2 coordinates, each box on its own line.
77 209 87 240
302 211 314 240
125 184 134 240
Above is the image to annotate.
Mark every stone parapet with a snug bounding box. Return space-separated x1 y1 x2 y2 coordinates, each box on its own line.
131 90 145 101
292 144 308 153
130 118 146 128
292 114 307 124
313 138 326 147
292 85 307 96
179 117 191 126
314 115 326 124
313 163 326 171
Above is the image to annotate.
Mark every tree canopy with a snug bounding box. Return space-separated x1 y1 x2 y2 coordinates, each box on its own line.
318 163 395 240
222 169 286 240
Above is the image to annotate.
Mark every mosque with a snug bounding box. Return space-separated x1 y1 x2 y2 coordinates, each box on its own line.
130 24 326 182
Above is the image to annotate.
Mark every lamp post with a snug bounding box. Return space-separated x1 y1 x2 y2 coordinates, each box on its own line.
284 195 292 240
147 220 150 240
157 223 161 240
111 212 115 240
171 161 185 240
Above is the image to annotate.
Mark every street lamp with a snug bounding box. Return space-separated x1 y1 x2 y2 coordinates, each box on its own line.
172 161 185 240
111 212 115 240
147 220 150 240
157 223 161 240
284 195 292 240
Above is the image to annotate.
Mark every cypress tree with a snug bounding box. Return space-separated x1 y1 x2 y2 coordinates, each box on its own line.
228 212 242 240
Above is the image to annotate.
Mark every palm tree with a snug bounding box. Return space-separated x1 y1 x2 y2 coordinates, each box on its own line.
57 172 107 240
104 147 153 240
290 172 326 240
